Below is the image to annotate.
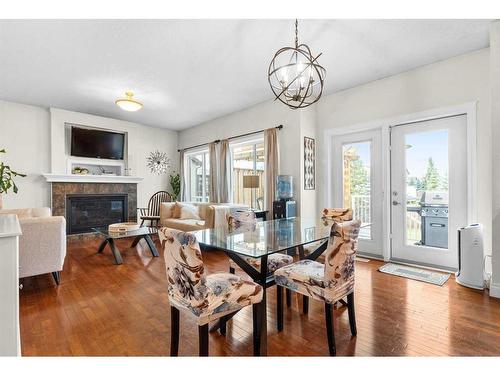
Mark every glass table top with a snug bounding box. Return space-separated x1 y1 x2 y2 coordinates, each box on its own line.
92 226 158 239
192 217 334 258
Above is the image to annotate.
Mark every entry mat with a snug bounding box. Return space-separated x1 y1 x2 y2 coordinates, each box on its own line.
378 263 451 286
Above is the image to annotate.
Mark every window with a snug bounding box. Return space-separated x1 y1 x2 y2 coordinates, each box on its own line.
342 141 372 239
231 139 264 209
186 150 210 202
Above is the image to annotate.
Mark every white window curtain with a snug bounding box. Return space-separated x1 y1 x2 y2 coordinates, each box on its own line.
208 142 219 202
264 128 280 218
219 139 231 203
179 149 186 202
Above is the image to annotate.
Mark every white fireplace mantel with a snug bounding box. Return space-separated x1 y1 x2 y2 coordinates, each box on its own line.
42 173 143 184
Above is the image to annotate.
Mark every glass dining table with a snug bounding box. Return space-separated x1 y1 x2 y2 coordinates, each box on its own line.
192 216 335 356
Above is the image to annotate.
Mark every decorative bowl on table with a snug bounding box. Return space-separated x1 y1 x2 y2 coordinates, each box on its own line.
108 222 140 233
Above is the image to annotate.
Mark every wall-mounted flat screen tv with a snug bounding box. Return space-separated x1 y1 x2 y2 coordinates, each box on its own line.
71 126 125 160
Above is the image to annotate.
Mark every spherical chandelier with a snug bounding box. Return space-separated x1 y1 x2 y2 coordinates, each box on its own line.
268 19 326 109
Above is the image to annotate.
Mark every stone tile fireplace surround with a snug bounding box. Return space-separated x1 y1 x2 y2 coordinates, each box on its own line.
51 182 137 236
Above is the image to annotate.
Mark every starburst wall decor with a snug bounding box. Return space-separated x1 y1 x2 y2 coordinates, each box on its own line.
146 150 171 175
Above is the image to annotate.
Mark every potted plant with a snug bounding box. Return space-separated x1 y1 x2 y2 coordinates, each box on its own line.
169 172 181 201
0 149 26 209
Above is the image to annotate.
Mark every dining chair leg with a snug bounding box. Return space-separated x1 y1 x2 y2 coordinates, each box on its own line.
347 292 357 336
219 316 227 336
285 289 291 308
170 306 180 356
140 219 145 227
252 303 261 356
303 296 309 314
324 302 336 356
198 323 209 356
276 285 284 332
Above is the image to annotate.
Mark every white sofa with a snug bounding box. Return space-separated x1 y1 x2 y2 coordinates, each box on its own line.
0 207 66 285
160 202 249 232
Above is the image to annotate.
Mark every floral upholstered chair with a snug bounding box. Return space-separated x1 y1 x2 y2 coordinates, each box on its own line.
159 227 264 356
274 219 361 356
302 208 353 256
299 208 354 314
226 210 295 321
227 211 294 275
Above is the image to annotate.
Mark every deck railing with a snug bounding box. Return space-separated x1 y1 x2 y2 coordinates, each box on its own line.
406 209 422 243
351 195 371 225
350 195 422 243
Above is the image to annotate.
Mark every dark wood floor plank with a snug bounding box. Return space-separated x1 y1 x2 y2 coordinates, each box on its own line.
18 236 500 356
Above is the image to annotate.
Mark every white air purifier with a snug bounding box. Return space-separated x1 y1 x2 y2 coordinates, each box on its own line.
456 224 484 290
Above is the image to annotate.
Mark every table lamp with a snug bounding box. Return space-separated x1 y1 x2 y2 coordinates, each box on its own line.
243 175 260 210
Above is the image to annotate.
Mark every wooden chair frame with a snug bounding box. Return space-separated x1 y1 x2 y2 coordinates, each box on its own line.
138 191 172 227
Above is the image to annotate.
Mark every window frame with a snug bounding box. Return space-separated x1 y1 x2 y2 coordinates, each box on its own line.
229 135 265 205
184 147 210 202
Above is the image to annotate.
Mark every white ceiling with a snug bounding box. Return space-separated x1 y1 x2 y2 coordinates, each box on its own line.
0 19 491 130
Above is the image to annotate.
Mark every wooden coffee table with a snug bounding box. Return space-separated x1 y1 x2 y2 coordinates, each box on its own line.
93 226 159 265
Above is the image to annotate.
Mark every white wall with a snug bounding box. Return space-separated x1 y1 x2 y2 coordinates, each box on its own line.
490 22 500 297
0 101 179 210
0 100 51 209
299 107 317 218
50 108 179 209
178 99 304 212
316 48 492 268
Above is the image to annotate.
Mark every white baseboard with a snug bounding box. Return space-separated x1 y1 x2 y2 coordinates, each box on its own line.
490 282 500 298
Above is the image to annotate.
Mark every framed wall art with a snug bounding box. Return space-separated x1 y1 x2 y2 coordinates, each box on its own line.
304 137 315 190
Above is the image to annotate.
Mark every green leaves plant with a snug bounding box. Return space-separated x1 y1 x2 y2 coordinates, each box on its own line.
0 149 26 194
169 172 181 201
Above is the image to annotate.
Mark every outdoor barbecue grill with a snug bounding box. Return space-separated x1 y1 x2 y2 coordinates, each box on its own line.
419 191 449 248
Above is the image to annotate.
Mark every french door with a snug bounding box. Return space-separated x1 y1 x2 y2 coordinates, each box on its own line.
333 129 383 256
390 115 467 270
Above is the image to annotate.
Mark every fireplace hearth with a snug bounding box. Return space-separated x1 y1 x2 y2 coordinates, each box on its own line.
66 194 128 234
49 181 138 236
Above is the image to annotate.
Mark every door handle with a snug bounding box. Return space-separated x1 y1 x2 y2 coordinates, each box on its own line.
430 223 445 227
392 200 400 206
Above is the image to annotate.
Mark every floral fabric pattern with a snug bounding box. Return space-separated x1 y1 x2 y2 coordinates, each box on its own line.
321 208 353 221
275 220 361 304
303 207 353 256
159 227 263 325
227 210 257 229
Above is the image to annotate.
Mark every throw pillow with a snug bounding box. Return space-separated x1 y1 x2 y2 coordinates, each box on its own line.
180 204 201 220
172 202 182 218
160 202 176 219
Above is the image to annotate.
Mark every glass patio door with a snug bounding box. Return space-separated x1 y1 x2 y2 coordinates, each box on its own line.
390 115 467 270
333 129 383 257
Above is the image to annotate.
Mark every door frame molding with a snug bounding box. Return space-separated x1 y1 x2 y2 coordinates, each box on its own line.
324 101 477 261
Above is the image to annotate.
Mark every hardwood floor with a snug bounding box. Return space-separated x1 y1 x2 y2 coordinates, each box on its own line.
19 236 500 356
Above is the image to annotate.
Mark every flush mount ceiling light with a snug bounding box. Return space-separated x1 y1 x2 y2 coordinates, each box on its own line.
268 19 326 109
115 91 143 112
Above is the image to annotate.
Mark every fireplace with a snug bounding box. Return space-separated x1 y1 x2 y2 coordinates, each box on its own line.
66 194 128 234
